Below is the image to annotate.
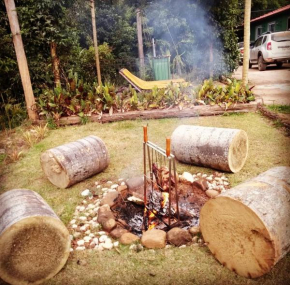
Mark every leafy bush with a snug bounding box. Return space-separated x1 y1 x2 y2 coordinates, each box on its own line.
197 78 255 109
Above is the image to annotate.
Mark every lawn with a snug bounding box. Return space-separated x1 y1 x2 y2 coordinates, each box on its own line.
0 112 290 285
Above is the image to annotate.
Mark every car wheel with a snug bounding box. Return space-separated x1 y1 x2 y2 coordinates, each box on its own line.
276 62 283 68
258 56 266 71
249 61 252 69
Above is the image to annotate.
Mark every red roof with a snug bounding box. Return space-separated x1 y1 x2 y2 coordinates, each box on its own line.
251 4 290 23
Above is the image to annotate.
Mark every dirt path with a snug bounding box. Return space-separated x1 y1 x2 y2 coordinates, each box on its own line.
233 63 290 106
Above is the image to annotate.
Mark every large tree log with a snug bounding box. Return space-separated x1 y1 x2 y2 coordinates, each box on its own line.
34 102 258 126
41 135 109 188
200 166 290 278
171 125 248 173
0 189 70 285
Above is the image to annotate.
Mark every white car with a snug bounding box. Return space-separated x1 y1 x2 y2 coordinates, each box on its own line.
249 31 290 71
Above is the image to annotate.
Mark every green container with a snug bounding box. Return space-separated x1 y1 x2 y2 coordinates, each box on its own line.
152 56 171 80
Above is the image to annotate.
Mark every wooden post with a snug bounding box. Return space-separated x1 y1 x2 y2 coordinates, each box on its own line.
136 9 145 78
242 0 251 87
4 0 38 120
90 0 102 86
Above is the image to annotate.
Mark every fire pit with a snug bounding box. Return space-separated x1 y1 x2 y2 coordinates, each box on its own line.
68 127 231 251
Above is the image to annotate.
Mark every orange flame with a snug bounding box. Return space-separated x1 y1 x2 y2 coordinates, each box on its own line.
161 192 169 208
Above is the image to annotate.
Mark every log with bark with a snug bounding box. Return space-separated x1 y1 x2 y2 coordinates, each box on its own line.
0 189 70 285
171 125 248 173
40 135 109 188
200 166 290 278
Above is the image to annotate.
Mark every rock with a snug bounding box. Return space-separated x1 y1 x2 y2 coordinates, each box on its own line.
79 206 85 212
167 228 192 246
72 224 78 229
73 232 81 239
121 181 126 186
83 236 91 242
79 216 87 221
180 172 194 184
111 184 119 189
117 185 128 192
119 233 140 245
179 245 187 248
99 235 108 243
193 179 208 191
113 241 119 248
76 246 86 251
110 227 129 239
100 191 119 207
70 219 76 225
77 240 85 246
127 196 144 205
126 176 144 191
205 189 219 198
103 242 113 250
141 229 166 249
93 238 99 245
189 226 200 236
85 230 91 235
81 189 92 197
97 205 117 231
192 236 199 243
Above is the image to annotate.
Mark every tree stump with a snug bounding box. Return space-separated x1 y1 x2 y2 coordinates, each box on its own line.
0 189 70 285
200 166 290 278
41 135 109 188
171 125 248 172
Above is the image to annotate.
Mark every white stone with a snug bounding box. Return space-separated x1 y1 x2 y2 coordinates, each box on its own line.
206 177 213 181
95 181 99 186
197 173 202 176
70 219 76 225
111 184 119 189
80 226 87 232
90 241 96 248
165 245 173 249
202 174 207 178
121 181 126 186
87 204 95 209
76 246 86 251
73 232 81 238
102 188 108 192
108 189 118 193
179 245 187 248
79 216 87 221
82 200 87 204
181 172 194 183
70 248 74 252
113 241 119 248
77 240 85 246
72 224 78 229
98 231 107 235
84 236 91 242
85 230 91 235
103 242 113 250
93 238 99 245
76 206 81 210
94 207 99 213
107 181 113 184
79 206 86 212
96 244 104 251
81 189 92 197
69 235 73 241
89 233 95 238
97 185 101 189
224 182 229 186
221 189 226 193
99 235 108 243
118 178 124 181
91 222 100 229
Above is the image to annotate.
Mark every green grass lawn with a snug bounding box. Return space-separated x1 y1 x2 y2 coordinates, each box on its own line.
0 112 290 285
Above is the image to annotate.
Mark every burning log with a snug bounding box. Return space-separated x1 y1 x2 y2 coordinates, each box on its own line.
171 125 248 173
0 189 70 285
200 166 290 278
41 135 109 188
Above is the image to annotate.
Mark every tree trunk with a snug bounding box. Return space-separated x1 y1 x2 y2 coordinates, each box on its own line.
40 135 109 188
50 42 61 87
242 0 251 87
0 189 70 285
200 166 290 278
90 0 102 86
171 125 248 173
4 0 38 120
136 9 145 79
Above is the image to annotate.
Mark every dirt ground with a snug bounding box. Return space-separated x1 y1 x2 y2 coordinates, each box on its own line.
233 63 290 105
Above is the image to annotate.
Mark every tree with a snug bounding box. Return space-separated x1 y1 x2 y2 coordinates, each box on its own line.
4 0 37 120
242 0 251 87
90 0 102 85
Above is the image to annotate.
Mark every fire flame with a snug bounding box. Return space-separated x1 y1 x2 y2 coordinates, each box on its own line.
161 192 169 209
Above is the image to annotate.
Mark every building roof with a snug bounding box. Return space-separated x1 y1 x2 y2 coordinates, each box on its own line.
251 4 290 23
